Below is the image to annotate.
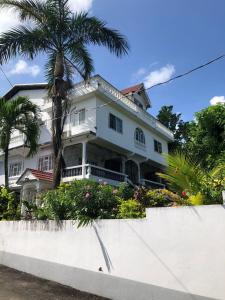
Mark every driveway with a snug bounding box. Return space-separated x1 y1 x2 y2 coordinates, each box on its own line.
0 265 109 300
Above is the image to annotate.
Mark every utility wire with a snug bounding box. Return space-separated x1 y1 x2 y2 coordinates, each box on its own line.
143 54 225 91
0 66 13 87
5 53 225 125
42 53 225 124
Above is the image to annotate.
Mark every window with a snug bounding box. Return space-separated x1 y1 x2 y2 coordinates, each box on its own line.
134 99 143 109
154 140 162 154
71 109 85 126
109 113 123 133
9 162 22 177
135 128 145 145
38 154 53 172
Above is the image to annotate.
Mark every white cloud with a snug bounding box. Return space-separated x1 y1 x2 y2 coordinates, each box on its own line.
68 0 93 12
0 1 93 33
210 96 225 106
9 60 40 77
143 64 175 88
0 8 20 33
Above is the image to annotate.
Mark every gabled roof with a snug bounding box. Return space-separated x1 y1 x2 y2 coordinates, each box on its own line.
121 83 143 95
17 168 53 185
121 83 151 108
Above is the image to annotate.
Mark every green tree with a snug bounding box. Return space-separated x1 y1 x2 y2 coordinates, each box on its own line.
0 0 129 188
157 105 189 151
185 104 225 169
0 97 39 188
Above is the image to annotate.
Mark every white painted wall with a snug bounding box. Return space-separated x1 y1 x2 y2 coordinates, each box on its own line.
0 205 224 300
96 98 168 166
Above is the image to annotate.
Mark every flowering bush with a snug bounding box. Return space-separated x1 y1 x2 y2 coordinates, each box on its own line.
38 180 118 226
144 189 185 207
118 199 145 219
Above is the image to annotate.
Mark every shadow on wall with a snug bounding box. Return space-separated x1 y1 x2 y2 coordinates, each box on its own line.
0 252 218 300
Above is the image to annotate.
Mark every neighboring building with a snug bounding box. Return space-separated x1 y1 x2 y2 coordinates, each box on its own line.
0 75 173 200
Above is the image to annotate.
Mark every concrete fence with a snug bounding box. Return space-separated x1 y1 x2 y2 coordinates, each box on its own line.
0 205 225 300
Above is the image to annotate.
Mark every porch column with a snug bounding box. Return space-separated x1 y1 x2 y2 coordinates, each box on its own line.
121 157 126 174
82 141 87 178
137 162 141 184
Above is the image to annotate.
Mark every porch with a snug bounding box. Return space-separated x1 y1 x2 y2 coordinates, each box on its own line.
62 141 165 188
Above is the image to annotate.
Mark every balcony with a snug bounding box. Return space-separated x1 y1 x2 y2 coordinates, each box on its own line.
62 164 128 186
43 75 173 140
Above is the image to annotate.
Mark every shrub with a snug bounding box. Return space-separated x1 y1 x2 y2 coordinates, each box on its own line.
145 189 185 207
0 187 20 220
118 199 145 219
115 182 134 200
38 180 118 226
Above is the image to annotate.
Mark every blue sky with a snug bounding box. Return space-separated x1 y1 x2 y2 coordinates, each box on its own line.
0 0 225 120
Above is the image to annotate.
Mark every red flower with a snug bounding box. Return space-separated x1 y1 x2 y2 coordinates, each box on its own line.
181 191 186 197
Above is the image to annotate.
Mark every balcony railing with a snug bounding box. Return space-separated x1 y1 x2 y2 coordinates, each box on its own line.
43 75 173 140
140 179 165 189
87 165 127 182
62 165 82 178
62 164 128 183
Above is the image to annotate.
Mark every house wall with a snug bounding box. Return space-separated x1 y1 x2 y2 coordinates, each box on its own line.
96 98 168 166
0 205 224 300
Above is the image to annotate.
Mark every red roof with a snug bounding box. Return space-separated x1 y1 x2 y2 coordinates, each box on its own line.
21 168 53 182
121 83 143 95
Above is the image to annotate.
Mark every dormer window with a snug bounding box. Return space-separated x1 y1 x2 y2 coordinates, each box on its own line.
135 128 145 145
134 99 143 109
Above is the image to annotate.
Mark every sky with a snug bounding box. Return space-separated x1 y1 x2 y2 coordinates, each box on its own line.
0 0 225 121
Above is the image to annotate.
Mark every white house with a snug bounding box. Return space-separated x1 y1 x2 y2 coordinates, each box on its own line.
0 75 173 200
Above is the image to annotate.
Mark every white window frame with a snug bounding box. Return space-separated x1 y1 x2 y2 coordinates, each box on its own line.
71 108 85 127
38 154 53 172
134 128 146 146
109 113 123 134
9 161 23 177
154 139 162 154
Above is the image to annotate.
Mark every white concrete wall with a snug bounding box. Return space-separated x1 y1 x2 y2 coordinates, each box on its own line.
0 205 224 300
96 98 168 166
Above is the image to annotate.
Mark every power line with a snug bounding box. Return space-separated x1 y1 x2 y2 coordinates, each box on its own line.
143 54 225 91
0 66 13 88
42 53 225 124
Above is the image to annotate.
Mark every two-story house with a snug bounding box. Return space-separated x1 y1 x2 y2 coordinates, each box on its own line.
0 75 173 200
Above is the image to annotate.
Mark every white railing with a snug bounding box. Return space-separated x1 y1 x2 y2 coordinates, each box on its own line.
62 164 128 183
43 75 173 139
140 178 165 189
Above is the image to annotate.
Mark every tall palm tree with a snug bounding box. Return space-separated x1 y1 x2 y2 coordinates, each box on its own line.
0 0 129 188
0 97 40 188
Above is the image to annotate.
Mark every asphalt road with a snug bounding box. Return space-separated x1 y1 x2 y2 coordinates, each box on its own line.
0 265 109 300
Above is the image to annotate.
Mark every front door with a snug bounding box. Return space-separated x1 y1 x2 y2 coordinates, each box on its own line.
125 160 139 184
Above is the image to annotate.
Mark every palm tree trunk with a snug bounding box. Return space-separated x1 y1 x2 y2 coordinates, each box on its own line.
4 147 9 188
52 53 65 189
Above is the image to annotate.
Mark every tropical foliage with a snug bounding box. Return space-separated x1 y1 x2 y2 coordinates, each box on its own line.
0 0 129 188
157 152 225 204
184 104 225 170
0 187 20 220
157 105 190 152
0 96 40 187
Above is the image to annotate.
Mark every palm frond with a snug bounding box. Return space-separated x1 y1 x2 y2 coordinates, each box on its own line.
0 26 50 63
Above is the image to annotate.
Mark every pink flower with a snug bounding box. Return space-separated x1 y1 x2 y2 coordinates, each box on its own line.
85 192 91 199
103 181 108 185
112 189 118 194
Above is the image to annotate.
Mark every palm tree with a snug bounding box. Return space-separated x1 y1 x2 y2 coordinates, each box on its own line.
157 152 225 204
0 0 129 188
0 97 40 188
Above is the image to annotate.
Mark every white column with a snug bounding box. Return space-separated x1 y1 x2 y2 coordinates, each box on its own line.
82 141 87 178
137 162 141 185
121 157 126 174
